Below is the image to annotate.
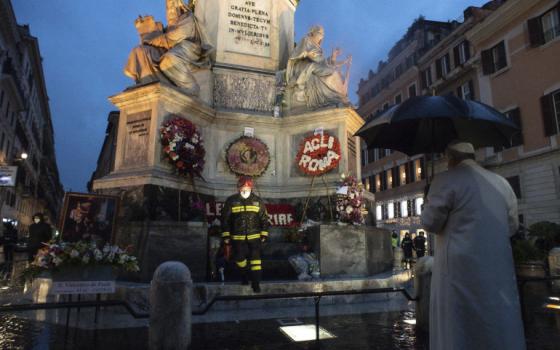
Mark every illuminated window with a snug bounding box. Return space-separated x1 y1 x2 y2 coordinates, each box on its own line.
415 198 424 215
376 205 382 221
401 201 408 217
388 202 395 219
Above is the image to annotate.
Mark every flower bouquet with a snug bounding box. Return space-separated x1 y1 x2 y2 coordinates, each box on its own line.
160 116 205 178
335 175 367 225
22 240 140 282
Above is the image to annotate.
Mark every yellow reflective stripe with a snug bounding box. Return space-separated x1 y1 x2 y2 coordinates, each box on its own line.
250 260 262 265
221 232 230 238
232 235 246 240
260 231 269 236
247 233 261 240
236 260 247 268
231 206 259 213
251 266 262 271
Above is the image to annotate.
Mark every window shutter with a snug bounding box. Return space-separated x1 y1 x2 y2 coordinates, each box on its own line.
393 167 400 187
541 94 557 136
469 80 475 100
456 86 463 99
528 17 544 47
395 202 401 218
435 58 443 79
511 108 524 146
453 46 460 67
464 41 471 61
382 204 387 220
497 42 508 70
408 161 415 183
481 49 494 75
381 171 387 191
407 200 413 216
420 157 426 180
369 175 376 193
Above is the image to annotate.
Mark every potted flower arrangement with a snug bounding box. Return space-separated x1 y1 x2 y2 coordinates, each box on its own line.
23 240 140 283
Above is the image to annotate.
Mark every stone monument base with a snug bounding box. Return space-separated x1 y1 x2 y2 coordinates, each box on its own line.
308 225 392 278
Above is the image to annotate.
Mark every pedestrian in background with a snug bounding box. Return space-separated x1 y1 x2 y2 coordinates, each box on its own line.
400 232 414 270
421 141 525 350
2 222 18 266
413 231 427 258
28 213 53 263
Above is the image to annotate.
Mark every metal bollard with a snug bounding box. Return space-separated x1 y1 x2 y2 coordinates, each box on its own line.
149 261 193 350
414 256 433 332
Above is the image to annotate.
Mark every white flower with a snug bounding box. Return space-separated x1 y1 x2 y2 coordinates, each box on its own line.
94 249 103 261
53 257 63 266
82 255 90 264
70 249 79 258
345 206 353 214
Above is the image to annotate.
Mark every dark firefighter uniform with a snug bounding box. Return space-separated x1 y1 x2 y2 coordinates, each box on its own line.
221 192 269 291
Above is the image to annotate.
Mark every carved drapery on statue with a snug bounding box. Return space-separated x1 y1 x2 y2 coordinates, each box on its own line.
226 136 271 177
286 25 352 110
124 0 213 96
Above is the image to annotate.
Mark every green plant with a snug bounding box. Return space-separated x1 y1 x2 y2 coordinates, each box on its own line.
528 221 560 254
512 239 544 265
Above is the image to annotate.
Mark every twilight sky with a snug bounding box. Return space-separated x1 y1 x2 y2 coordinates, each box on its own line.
12 0 487 192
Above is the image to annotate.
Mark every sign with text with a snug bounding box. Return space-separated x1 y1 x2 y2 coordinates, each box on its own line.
52 280 116 295
226 0 271 57
0 166 17 187
206 201 296 227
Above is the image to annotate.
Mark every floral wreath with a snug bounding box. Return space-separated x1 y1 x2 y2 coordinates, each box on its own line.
226 136 271 177
296 132 342 176
160 116 205 178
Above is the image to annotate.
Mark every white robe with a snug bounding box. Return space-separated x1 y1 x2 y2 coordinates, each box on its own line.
421 159 525 350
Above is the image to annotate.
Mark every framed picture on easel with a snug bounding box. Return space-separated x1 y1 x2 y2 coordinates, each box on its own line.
58 192 120 244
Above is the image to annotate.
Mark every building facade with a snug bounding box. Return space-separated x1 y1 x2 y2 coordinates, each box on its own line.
0 0 64 234
357 1 503 239
468 0 560 227
358 0 560 237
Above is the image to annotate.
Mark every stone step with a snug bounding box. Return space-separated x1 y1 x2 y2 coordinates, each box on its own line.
115 271 413 315
262 242 302 258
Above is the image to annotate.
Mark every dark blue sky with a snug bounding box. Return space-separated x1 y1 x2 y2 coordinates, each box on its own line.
12 0 487 192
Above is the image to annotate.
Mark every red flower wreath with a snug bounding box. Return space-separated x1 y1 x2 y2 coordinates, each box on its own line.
295 132 342 176
160 116 205 178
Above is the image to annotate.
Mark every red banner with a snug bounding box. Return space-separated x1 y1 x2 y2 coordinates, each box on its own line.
205 202 296 227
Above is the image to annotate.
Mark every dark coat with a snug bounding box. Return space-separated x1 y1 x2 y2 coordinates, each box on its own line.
221 193 269 241
28 221 52 254
401 237 414 258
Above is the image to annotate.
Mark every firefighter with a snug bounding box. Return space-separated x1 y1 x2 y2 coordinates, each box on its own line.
221 176 269 293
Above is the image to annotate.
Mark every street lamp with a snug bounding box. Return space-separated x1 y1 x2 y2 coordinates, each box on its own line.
19 152 28 160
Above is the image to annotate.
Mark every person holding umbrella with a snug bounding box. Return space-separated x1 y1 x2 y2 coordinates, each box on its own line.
421 141 525 350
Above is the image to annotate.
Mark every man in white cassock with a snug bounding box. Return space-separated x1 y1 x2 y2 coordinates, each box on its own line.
421 141 525 350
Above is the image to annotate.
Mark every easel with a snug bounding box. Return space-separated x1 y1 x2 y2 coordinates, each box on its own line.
300 175 334 226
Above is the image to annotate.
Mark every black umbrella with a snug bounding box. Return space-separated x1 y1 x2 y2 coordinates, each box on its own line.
355 95 520 156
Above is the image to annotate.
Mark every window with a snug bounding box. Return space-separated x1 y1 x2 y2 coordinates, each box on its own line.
435 53 451 79
375 174 381 192
481 41 507 75
421 67 432 89
506 176 522 199
395 94 402 104
376 205 383 221
387 170 393 189
528 5 560 46
388 202 395 219
400 200 408 218
457 81 475 100
454 41 471 66
361 149 367 167
395 64 404 78
383 102 390 110
541 89 560 136
415 198 424 216
367 147 375 164
408 84 417 98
